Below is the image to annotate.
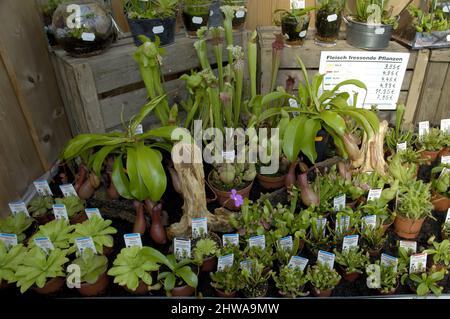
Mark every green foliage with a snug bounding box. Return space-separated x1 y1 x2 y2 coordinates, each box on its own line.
244 245 274 268
193 238 219 265
385 104 416 152
366 263 398 293
431 164 450 197
239 259 273 298
42 0 63 15
359 224 386 252
409 269 445 296
316 0 345 13
357 201 393 225
210 162 256 191
274 7 315 27
229 198 271 237
183 0 212 16
273 265 309 297
353 0 398 26
0 212 33 243
15 247 68 293
307 263 341 291
387 152 418 186
210 262 244 294
409 6 449 32
0 241 27 284
424 240 450 267
157 254 198 296
55 196 85 218
71 248 108 284
71 217 117 255
30 219 75 253
334 248 369 274
28 196 54 218
416 128 447 151
123 0 179 19
442 222 450 240
397 180 434 220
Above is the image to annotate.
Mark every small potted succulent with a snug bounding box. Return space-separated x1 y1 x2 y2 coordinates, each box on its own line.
193 237 220 272
334 248 370 282
181 0 213 37
158 254 198 296
30 219 75 254
314 0 345 46
415 128 447 164
257 157 291 190
70 248 109 296
222 0 248 30
424 239 450 271
430 164 450 212
71 216 117 255
0 241 26 290
0 212 34 244
239 259 273 298
402 268 446 297
357 200 396 233
28 196 54 225
15 247 69 294
394 180 434 239
210 262 244 297
54 196 87 224
307 263 341 297
274 7 315 47
360 223 386 258
273 264 310 298
123 0 179 46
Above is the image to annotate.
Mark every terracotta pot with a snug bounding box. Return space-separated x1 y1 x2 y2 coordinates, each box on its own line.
394 215 425 239
342 270 360 282
382 220 394 234
208 172 253 211
70 212 88 225
312 288 333 297
378 284 399 296
77 272 109 297
150 203 167 244
214 288 237 298
201 256 217 272
431 191 450 212
34 214 53 225
171 285 195 297
439 147 450 158
257 173 286 190
369 248 382 258
0 280 9 290
124 280 150 295
32 277 65 295
421 150 440 165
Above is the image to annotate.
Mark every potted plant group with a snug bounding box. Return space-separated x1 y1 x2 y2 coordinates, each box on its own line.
222 0 248 30
0 241 26 290
239 259 273 298
307 263 341 297
334 248 369 282
273 264 310 298
430 164 450 212
54 196 87 224
28 196 54 225
181 0 213 37
30 219 75 253
0 212 34 244
314 0 345 46
415 128 447 164
274 7 315 47
123 0 179 46
158 254 198 296
71 216 117 255
210 262 243 297
424 239 450 271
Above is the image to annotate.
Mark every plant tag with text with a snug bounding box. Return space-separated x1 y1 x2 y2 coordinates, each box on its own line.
399 240 417 254
217 254 234 272
53 204 69 221
222 150 236 162
367 189 382 201
335 215 350 234
249 235 265 249
381 253 398 272
327 14 338 22
8 201 30 217
222 234 239 247
418 121 429 137
152 26 164 34
75 237 97 254
33 180 53 197
174 238 191 260
446 209 450 223
289 98 298 108
288 256 308 271
291 0 305 9
192 16 203 24
441 119 450 133
240 260 252 272
124 233 142 248
342 235 359 252
278 236 293 251
362 215 377 230
315 217 327 236
409 253 427 274
85 208 102 220
192 217 208 238
81 32 95 42
135 124 143 135
333 194 346 212
235 10 246 18
0 233 18 249
59 184 78 197
34 237 54 253
397 142 407 152
442 156 450 165
317 250 335 270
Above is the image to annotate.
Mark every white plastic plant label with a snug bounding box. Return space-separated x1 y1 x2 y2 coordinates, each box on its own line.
33 180 53 196
217 254 234 271
85 208 102 220
59 184 78 197
446 209 450 223
192 217 208 238
192 16 203 24
135 124 144 135
0 233 18 249
75 237 97 254
444 5 450 13
249 235 265 249
235 10 245 18
34 237 55 253
299 30 307 38
396 142 407 152
278 236 293 251
342 235 359 252
333 194 346 212
288 98 299 108
291 0 305 9
375 27 385 35
124 233 142 248
81 32 96 42
409 253 427 274
362 215 377 230
418 121 430 137
222 150 236 162
152 26 164 34
335 215 350 234
174 238 191 260
441 119 450 133
327 14 338 22
317 250 335 270
381 253 398 272
367 189 382 201
8 201 30 217
315 217 327 236
222 234 239 247
399 240 417 254
53 204 69 221
447 34 450 42
240 260 252 272
288 256 308 271
442 155 450 165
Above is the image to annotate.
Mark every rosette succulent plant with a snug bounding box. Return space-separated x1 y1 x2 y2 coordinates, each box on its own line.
30 219 75 253
273 265 310 297
54 196 85 218
70 248 108 284
0 212 33 243
71 217 117 255
28 196 54 218
0 241 27 285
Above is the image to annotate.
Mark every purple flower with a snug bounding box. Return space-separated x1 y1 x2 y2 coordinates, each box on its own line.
230 189 243 208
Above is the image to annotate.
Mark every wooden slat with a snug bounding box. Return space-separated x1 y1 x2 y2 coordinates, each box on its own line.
435 67 450 122
430 49 450 63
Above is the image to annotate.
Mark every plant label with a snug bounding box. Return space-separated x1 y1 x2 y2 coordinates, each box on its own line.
444 5 450 13
222 234 239 247
446 209 450 223
174 238 191 260
399 240 417 254
222 150 235 162
375 27 385 35
53 204 69 221
33 180 53 197
152 26 164 34
34 237 54 253
367 189 382 201
342 235 359 252
333 194 346 212
362 215 377 230
396 142 407 152
75 236 97 254
381 253 398 272
85 208 102 220
240 260 252 273
317 250 335 270
447 34 450 42
191 217 208 238
135 124 144 135
217 254 234 272
0 233 18 249
192 16 203 24
299 30 307 38
235 10 245 18
124 233 142 248
288 98 298 108
278 236 293 251
210 10 214 17
59 184 78 197
409 253 427 274
8 201 30 217
335 215 350 234
327 14 338 22
441 156 450 165
418 121 430 137
291 0 305 9
441 119 450 133
81 32 95 42
248 235 265 249
288 256 308 271
315 217 327 236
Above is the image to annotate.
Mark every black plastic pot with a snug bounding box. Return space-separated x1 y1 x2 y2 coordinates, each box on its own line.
315 8 342 46
127 17 177 47
281 14 310 47
182 1 212 37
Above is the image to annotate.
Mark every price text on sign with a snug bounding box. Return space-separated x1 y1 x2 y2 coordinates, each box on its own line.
319 52 410 110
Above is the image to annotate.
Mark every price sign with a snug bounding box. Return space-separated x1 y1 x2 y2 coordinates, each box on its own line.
174 238 191 260
319 52 410 110
8 201 30 217
222 234 239 247
124 233 142 248
192 218 208 238
33 180 53 197
217 254 234 271
248 235 265 249
317 250 335 270
288 256 308 271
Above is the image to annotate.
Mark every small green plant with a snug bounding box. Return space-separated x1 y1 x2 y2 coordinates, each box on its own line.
416 128 447 152
424 239 450 268
229 198 271 237
397 180 434 220
0 212 33 243
210 262 244 294
431 164 450 197
28 196 54 218
352 0 398 26
387 153 418 186
70 248 108 284
209 162 256 191
302 214 331 255
157 254 198 296
123 0 179 19
244 245 274 268
274 7 315 28
193 238 219 265
15 247 69 293
409 6 449 32
334 248 370 275
307 263 341 292
385 104 416 153
54 196 85 219
0 241 26 285
397 148 427 166
408 269 446 296
273 265 309 297
182 0 212 16
366 263 398 294
357 201 393 226
30 219 75 253
239 259 273 298
71 217 117 255
360 224 386 253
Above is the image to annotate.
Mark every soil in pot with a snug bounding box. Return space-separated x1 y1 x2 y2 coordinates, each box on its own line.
32 277 65 295
315 9 342 46
171 285 196 297
77 272 109 297
394 216 425 239
70 212 88 225
431 192 450 212
182 2 211 37
281 15 310 47
127 17 177 46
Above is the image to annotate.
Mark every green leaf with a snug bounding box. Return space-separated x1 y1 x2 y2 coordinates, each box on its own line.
139 126 178 141
336 109 374 138
135 144 167 202
111 154 133 200
130 95 167 133
126 146 148 201
299 118 322 164
331 79 367 94
282 115 308 162
416 283 429 296
164 273 176 291
319 111 346 137
176 266 198 288
92 145 119 177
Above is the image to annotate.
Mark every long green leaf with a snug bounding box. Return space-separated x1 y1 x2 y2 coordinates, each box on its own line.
282 115 308 162
127 146 148 201
92 145 119 177
136 143 167 202
298 118 322 163
111 154 133 200
319 111 346 137
176 266 198 288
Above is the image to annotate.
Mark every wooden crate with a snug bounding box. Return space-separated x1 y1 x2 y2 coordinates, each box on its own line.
257 26 423 123
51 31 247 135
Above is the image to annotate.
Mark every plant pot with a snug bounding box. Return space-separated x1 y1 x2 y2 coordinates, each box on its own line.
312 287 333 297
102 245 114 257
77 272 109 297
382 219 395 234
344 16 394 50
171 285 196 297
127 16 177 47
431 191 450 212
208 172 253 211
70 212 88 225
201 256 217 272
32 277 65 295
281 14 310 47
214 288 237 298
421 150 440 165
182 1 211 38
378 283 399 296
242 282 268 298
342 271 360 282
315 6 342 47
124 280 150 295
256 173 286 190
439 147 450 158
394 215 425 239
